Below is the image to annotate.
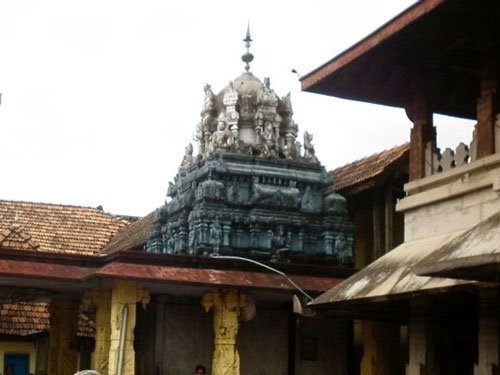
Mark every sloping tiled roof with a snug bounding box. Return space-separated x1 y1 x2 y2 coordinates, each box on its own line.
0 225 39 251
101 211 155 254
0 200 130 255
0 302 48 336
0 301 94 337
327 143 409 195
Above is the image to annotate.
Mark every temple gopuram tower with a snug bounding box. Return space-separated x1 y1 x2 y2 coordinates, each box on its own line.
147 29 353 267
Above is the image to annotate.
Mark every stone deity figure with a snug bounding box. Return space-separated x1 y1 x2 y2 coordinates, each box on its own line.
209 116 231 152
203 131 212 156
264 77 271 90
303 131 318 163
262 122 277 156
281 92 293 114
258 77 279 107
254 112 265 150
273 114 282 144
195 121 205 153
263 123 274 145
202 84 215 114
224 81 240 138
210 219 222 254
335 232 349 264
166 228 174 254
224 81 238 106
180 143 194 169
273 225 285 248
188 222 196 255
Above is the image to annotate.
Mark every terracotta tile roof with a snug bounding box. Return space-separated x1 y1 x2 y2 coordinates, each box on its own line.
327 143 409 195
77 309 95 337
101 211 155 254
0 302 48 336
0 225 39 251
0 200 131 255
0 301 94 337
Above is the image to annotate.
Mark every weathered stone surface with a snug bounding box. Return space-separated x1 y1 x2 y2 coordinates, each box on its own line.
147 73 353 266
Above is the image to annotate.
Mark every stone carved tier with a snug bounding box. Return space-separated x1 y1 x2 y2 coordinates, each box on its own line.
186 73 318 169
147 153 353 266
153 70 353 266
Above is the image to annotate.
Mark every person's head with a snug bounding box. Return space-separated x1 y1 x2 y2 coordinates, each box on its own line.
195 365 206 375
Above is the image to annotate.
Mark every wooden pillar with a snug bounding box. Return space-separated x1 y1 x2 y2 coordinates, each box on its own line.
474 289 499 375
154 296 167 374
84 290 112 375
360 321 399 375
372 197 383 260
202 289 248 375
407 92 435 181
48 299 80 375
108 280 150 375
476 54 498 159
406 298 439 375
353 208 372 268
384 184 394 252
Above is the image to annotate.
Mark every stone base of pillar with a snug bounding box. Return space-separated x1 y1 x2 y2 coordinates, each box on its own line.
406 363 425 375
474 289 499 375
473 364 499 375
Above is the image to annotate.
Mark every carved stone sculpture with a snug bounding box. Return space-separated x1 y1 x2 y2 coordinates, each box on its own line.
146 64 353 266
202 84 215 115
303 131 318 163
210 219 222 255
202 289 249 375
209 116 232 152
180 143 194 169
224 81 240 139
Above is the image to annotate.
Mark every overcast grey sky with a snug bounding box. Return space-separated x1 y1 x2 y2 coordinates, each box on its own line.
0 0 473 216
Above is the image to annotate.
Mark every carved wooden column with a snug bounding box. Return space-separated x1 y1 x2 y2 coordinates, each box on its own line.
154 296 167 374
202 289 248 375
476 53 498 159
48 299 80 375
108 280 150 375
474 289 499 375
360 321 399 375
372 195 383 260
384 184 394 252
406 298 439 375
84 290 112 375
407 92 436 181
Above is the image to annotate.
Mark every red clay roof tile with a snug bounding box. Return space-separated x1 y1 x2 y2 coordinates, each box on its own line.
0 200 130 255
0 301 94 337
327 143 409 195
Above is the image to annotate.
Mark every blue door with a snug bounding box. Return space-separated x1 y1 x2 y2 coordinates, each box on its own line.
4 354 29 375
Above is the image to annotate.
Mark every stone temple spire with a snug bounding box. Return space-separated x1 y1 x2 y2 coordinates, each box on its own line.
145 27 354 267
241 23 254 72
